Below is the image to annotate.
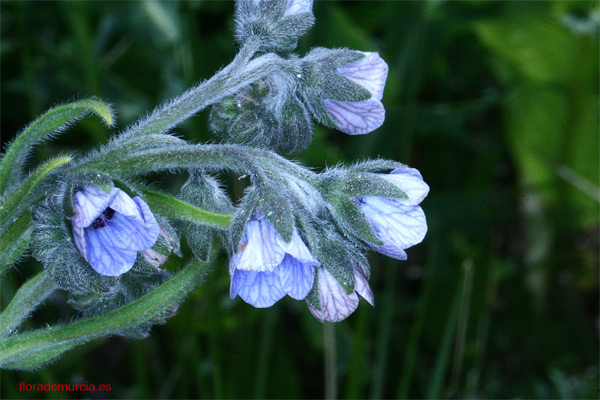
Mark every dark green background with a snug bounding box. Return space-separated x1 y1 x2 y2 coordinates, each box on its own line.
1 1 598 398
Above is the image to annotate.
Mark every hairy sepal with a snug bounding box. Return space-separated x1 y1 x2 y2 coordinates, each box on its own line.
179 172 234 261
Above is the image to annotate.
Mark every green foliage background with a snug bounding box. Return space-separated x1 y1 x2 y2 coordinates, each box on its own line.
1 1 598 398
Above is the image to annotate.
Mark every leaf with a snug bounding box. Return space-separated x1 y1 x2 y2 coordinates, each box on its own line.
0 259 209 370
0 156 72 230
0 271 57 337
0 211 33 272
139 187 232 229
0 99 114 195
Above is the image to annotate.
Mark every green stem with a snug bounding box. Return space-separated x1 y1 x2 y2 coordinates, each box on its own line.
324 322 337 399
397 247 437 398
0 259 208 370
74 144 317 189
122 37 279 139
0 271 57 337
139 187 232 228
427 262 473 399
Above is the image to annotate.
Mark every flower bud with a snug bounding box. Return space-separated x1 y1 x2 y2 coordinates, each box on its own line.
235 0 315 54
300 48 389 135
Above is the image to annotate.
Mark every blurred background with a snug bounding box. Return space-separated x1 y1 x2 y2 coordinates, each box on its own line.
1 1 598 398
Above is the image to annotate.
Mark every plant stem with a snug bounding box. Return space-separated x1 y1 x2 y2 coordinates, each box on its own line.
324 322 337 399
0 271 57 337
122 37 280 139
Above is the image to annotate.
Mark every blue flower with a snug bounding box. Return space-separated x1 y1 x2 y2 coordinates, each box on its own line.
322 52 388 135
71 185 160 276
251 0 313 15
230 210 319 308
353 167 429 259
307 262 373 322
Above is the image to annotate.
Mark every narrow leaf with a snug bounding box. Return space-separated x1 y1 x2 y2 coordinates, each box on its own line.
0 271 57 337
139 187 232 229
0 259 209 370
0 98 114 194
0 156 71 229
0 211 33 272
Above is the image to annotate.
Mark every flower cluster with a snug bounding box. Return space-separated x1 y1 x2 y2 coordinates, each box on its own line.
15 0 429 326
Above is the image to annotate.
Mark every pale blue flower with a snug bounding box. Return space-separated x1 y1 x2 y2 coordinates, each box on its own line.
251 0 313 15
322 52 388 135
230 210 318 308
354 167 429 259
71 185 159 276
307 262 374 322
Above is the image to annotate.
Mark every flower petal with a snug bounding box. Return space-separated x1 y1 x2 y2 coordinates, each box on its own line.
232 270 286 308
359 197 427 260
278 255 315 300
336 52 388 100
353 264 374 306
131 197 160 248
236 218 286 272
322 98 385 135
83 215 139 276
381 168 430 205
308 267 359 322
73 185 117 228
277 228 319 266
285 0 312 15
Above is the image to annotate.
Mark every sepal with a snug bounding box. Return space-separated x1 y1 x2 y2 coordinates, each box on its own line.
179 172 234 261
257 185 295 243
311 228 356 295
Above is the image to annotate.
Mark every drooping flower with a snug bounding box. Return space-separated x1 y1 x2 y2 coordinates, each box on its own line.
230 210 319 308
353 167 429 259
307 262 373 322
71 185 160 276
322 52 388 135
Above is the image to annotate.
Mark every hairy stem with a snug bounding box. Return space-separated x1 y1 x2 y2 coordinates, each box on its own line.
122 37 280 138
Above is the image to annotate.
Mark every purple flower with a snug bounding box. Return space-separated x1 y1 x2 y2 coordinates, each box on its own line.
71 185 160 276
322 52 388 135
230 210 319 308
251 0 313 15
307 262 373 322
284 0 312 15
354 167 429 259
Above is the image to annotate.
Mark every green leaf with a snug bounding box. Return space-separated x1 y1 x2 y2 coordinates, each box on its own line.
0 98 114 195
0 271 57 337
0 156 72 230
139 187 233 229
0 259 209 370
0 211 33 273
474 18 577 83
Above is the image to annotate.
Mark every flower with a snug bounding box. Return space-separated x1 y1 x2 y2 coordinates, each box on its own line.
284 0 312 15
71 185 160 276
353 167 429 259
322 52 388 135
230 210 319 308
251 0 313 15
307 262 373 322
